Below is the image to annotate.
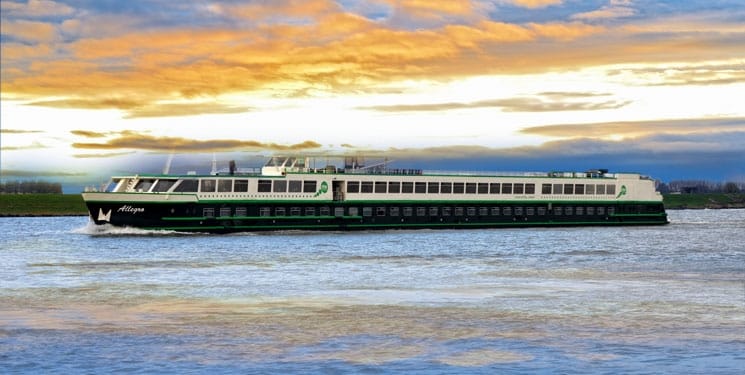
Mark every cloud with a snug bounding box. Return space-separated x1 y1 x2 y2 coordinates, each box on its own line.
1 141 47 151
72 151 137 159
31 98 251 118
572 0 636 20
0 169 87 177
508 0 563 9
606 62 745 86
70 130 108 138
359 92 629 112
0 0 74 18
520 116 745 139
1 129 44 134
71 133 323 153
0 19 58 43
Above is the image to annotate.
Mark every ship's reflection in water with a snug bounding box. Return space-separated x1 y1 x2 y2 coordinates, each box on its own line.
1 210 744 373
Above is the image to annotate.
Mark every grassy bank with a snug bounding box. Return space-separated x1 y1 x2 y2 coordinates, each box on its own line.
663 193 745 209
0 194 88 216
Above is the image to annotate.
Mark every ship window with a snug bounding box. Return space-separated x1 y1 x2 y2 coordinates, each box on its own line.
335 207 345 217
389 207 399 216
526 207 535 216
361 181 373 193
440 182 452 194
275 207 286 216
503 207 512 216
429 207 438 216
234 180 249 192
607 207 615 215
490 183 500 194
377 207 386 216
491 207 500 216
564 184 574 194
320 206 330 216
428 182 439 194
542 184 552 194
174 179 198 192
363 207 373 217
596 184 606 195
417 207 426 216
454 207 464 216
134 179 156 192
575 184 584 195
597 207 605 215
607 185 616 195
537 207 546 215
565 207 574 215
553 184 563 194
415 182 427 194
514 183 524 194
403 207 413 216
303 181 317 193
257 180 272 192
442 207 451 216
388 181 400 193
587 207 595 215
467 207 476 216
289 180 302 193
554 207 562 215
478 183 489 194
152 179 176 192
453 183 465 194
515 207 523 216
200 179 217 193
585 184 595 195
235 207 247 216
305 207 316 216
466 183 477 194
502 183 513 194
576 207 584 215
525 184 535 194
402 182 414 193
347 181 360 193
479 207 488 216
259 207 271 216
219 207 231 217
348 207 358 216
203 208 215 218
273 180 287 193
218 180 232 192
291 207 302 216
375 181 387 193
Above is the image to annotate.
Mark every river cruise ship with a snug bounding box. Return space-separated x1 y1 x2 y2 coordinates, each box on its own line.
82 156 668 232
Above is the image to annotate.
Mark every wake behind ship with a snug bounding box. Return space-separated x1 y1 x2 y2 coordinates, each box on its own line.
82 156 668 233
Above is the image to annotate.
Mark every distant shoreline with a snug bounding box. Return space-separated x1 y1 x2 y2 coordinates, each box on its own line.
1 193 744 217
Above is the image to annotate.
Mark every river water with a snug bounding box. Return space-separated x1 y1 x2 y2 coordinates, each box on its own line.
1 210 743 374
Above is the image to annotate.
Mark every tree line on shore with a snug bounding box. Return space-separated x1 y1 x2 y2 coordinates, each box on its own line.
0 180 63 194
658 180 743 194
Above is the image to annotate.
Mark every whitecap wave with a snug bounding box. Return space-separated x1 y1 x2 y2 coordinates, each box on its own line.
71 220 197 236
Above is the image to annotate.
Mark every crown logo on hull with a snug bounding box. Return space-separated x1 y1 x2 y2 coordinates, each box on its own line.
98 208 112 222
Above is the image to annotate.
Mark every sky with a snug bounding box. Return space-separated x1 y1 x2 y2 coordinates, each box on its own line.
1 0 744 191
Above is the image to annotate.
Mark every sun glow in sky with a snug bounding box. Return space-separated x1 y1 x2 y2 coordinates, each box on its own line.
2 0 745 189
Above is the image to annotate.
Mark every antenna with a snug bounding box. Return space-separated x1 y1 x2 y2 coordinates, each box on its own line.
162 152 174 175
210 153 217 175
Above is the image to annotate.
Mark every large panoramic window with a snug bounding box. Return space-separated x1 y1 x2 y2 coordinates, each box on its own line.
525 184 535 194
218 180 232 192
257 180 272 192
478 183 489 194
453 183 465 194
173 179 198 192
564 184 574 195
502 183 512 194
428 182 439 194
375 181 387 193
575 184 585 195
234 180 249 192
402 182 414 193
152 179 176 193
347 181 360 193
273 180 287 193
441 182 452 194
303 181 317 193
288 180 302 193
415 182 427 194
361 181 373 193
200 179 216 192
514 183 524 194
542 184 552 194
490 183 500 194
465 183 477 194
388 181 401 194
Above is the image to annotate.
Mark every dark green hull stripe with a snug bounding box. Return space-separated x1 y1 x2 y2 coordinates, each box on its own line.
150 220 667 231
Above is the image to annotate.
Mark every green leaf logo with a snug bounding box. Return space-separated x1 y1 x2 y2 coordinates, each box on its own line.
314 181 328 197
616 185 627 198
